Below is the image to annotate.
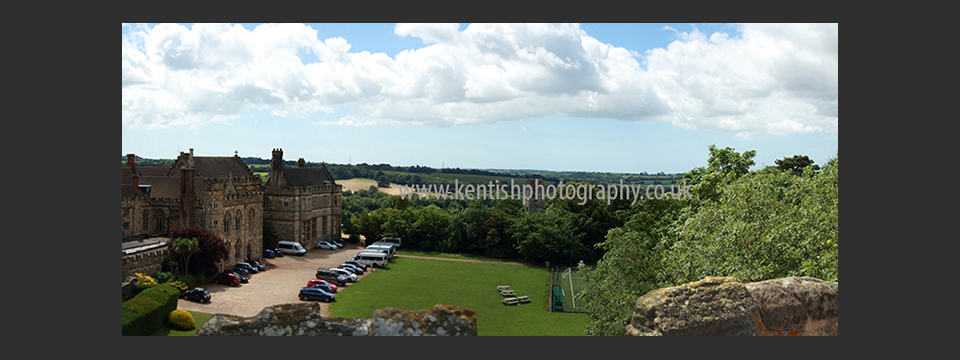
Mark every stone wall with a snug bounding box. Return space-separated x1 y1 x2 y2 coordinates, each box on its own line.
625 276 838 336
121 247 172 280
195 303 477 336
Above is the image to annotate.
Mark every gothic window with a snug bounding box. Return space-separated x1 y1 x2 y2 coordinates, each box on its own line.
223 213 230 234
236 239 244 261
155 211 165 232
235 210 242 232
249 208 256 230
142 211 148 230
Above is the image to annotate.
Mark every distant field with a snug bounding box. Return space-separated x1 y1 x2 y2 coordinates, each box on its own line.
338 178 404 196
433 173 556 186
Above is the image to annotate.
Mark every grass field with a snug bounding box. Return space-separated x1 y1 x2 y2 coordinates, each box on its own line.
397 250 526 264
337 178 404 195
328 256 589 336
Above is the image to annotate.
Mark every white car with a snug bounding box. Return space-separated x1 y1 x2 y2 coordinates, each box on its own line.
317 241 337 250
328 268 358 282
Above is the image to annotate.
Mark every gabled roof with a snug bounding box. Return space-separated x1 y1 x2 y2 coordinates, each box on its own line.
140 176 200 199
169 156 256 179
281 166 337 188
138 167 169 177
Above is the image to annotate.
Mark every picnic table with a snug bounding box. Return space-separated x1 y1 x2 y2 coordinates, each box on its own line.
503 297 519 305
500 289 516 296
497 286 511 291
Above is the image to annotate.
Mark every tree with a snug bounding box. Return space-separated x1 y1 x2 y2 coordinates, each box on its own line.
775 155 820 176
377 175 391 188
169 226 228 275
579 151 838 336
171 237 199 275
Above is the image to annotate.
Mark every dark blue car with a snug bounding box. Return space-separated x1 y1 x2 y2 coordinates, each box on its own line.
308 282 337 294
262 248 276 258
299 287 336 302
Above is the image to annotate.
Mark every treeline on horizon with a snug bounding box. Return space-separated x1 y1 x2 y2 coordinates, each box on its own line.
120 155 685 186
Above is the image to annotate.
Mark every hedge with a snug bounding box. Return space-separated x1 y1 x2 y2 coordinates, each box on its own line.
121 284 180 336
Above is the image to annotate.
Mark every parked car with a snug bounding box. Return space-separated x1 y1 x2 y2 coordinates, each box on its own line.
231 266 251 277
226 269 250 283
308 282 338 294
262 248 277 258
338 263 364 275
344 260 369 271
247 260 266 272
299 287 336 302
331 239 345 248
181 288 211 303
315 269 349 286
213 272 241 286
274 248 284 257
306 279 338 293
317 241 337 250
328 268 358 282
235 262 260 274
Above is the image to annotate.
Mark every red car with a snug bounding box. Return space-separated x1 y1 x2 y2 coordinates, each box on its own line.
306 279 338 293
213 272 241 287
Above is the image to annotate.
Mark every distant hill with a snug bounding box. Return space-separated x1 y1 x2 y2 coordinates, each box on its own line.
122 155 685 186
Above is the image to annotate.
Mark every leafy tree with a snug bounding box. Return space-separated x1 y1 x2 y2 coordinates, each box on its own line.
683 145 757 203
775 155 820 176
578 197 688 336
377 175 390 188
509 207 579 265
171 237 199 275
579 150 838 336
168 226 228 275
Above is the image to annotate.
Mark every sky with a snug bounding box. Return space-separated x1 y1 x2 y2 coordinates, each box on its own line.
121 23 838 174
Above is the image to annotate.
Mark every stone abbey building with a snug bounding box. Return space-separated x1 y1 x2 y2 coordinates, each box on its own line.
263 149 343 249
121 148 341 269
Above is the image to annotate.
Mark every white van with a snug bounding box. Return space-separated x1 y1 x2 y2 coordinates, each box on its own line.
365 245 395 259
354 251 389 268
277 241 307 256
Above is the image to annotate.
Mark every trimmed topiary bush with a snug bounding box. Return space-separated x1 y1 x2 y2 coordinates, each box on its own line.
121 284 180 336
166 309 196 330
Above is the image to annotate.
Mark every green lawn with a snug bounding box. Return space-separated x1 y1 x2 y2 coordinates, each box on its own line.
397 250 524 263
328 256 589 336
150 310 212 336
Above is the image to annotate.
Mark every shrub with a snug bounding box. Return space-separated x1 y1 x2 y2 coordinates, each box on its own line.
121 284 179 336
165 280 188 292
166 309 196 330
135 272 157 285
152 271 175 284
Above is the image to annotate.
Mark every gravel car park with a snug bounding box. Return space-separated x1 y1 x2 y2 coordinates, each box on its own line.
176 241 377 318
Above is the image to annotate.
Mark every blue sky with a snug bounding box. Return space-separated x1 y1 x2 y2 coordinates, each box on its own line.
122 23 838 174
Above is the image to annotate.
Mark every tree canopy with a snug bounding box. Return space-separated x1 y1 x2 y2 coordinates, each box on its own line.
579 146 838 335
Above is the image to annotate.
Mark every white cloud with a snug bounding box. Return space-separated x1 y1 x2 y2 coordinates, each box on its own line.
123 23 838 139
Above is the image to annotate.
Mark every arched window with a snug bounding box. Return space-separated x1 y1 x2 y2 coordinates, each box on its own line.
235 210 242 232
236 239 244 261
249 208 256 230
223 213 230 234
155 211 165 232
142 211 149 230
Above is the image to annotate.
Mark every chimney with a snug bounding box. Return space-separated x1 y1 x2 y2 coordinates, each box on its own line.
179 166 196 228
127 154 139 195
